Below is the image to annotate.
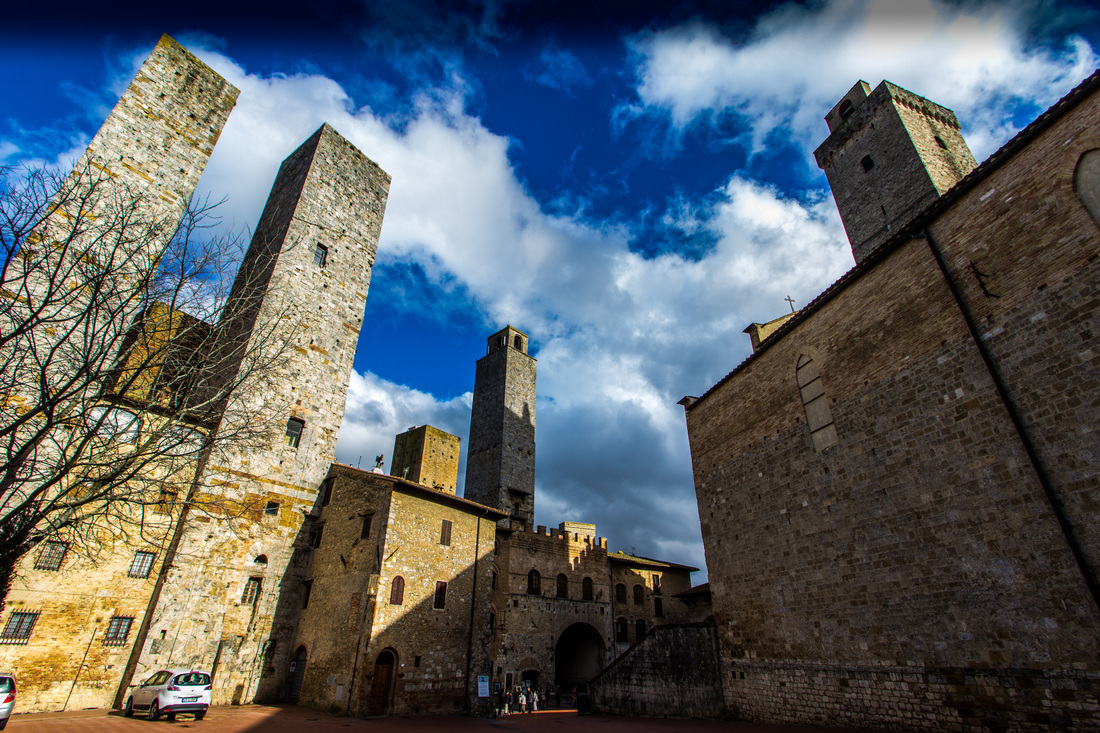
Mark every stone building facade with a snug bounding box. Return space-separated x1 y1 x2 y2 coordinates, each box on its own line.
1 36 706 719
683 74 1100 730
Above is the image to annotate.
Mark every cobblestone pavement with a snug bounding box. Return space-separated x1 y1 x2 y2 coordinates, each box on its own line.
5 706 913 732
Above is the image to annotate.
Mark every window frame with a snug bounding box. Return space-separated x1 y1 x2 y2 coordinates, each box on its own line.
440 519 452 546
389 576 405 605
34 541 68 571
285 417 305 449
0 611 39 644
103 615 134 646
527 569 541 595
127 550 156 579
433 580 447 610
242 576 263 606
313 243 328 268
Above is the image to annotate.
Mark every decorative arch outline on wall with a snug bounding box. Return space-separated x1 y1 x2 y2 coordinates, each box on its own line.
1074 148 1100 227
797 354 838 452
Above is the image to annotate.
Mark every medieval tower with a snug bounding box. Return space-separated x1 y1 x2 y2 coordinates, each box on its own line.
463 326 536 527
814 80 977 263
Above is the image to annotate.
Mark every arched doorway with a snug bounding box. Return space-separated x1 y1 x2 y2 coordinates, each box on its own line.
554 623 605 692
285 646 307 703
367 648 397 716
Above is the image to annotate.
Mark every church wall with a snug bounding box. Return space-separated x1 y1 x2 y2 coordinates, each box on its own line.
687 79 1100 730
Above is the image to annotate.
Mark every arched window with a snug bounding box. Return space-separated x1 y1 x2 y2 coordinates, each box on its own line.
635 619 647 640
797 355 838 451
633 584 644 605
582 577 593 601
527 569 541 595
491 570 497 590
389 576 405 605
556 573 568 598
254 555 268 565
839 99 855 121
1076 149 1100 225
615 618 628 643
615 583 626 604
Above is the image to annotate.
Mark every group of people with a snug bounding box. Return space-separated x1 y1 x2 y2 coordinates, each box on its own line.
496 686 540 716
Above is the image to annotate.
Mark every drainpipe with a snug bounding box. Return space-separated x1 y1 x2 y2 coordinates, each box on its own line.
921 226 1100 612
463 509 489 714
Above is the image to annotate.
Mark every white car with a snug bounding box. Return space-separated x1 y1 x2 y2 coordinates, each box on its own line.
125 668 211 721
0 674 14 730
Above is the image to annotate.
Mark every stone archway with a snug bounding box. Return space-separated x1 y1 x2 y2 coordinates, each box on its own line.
554 623 605 692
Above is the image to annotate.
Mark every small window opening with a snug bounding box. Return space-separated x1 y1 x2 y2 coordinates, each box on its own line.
302 580 312 609
839 99 855 121
582 577 593 601
264 501 279 516
254 554 268 565
440 519 452 546
513 335 523 351
655 597 664 617
313 243 328 267
389 576 405 605
414 655 422 667
285 418 304 449
242 577 262 606
861 155 874 172
361 514 373 539
935 135 947 149
320 479 333 507
527 569 541 595
311 525 324 548
433 580 447 609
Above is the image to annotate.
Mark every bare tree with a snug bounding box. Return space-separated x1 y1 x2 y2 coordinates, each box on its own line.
0 163 292 611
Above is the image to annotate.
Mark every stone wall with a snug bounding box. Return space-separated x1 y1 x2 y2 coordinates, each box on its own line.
391 425 461 494
588 624 726 720
686 74 1100 731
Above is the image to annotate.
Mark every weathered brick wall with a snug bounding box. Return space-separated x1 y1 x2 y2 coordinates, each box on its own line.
0 35 236 714
608 558 696 654
588 624 726 719
126 125 390 706
687 79 1100 731
464 327 536 523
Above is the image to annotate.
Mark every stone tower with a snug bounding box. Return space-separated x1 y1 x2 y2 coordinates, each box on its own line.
391 425 461 494
463 326 536 526
814 80 977 264
120 124 391 705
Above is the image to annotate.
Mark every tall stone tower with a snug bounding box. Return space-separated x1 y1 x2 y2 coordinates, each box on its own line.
464 326 536 526
121 124 391 705
814 80 977 264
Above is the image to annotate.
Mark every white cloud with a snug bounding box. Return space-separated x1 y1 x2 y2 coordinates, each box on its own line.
630 0 1099 161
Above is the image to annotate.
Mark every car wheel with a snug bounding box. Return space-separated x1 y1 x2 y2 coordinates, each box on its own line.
195 712 206 721
0 717 7 730
148 700 160 721
124 697 134 717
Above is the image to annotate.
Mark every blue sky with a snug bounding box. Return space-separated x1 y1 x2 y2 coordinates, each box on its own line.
4 0 1099 579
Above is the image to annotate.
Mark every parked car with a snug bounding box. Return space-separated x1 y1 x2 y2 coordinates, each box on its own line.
124 669 211 721
0 675 14 730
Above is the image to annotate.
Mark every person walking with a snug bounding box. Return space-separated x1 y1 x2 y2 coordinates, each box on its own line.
531 689 539 712
504 689 512 715
518 690 527 714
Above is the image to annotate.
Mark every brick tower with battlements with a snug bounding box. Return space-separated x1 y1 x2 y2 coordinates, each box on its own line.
814 80 977 264
463 326 536 527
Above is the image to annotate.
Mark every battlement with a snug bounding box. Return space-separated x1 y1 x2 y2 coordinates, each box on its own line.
525 522 607 548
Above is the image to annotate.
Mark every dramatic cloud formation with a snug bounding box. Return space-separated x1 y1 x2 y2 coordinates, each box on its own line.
631 0 1099 160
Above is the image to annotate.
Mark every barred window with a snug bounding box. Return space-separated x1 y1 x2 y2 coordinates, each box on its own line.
0 611 39 643
242 576 262 606
285 418 304 449
35 541 68 571
128 551 156 579
103 616 133 646
433 581 447 610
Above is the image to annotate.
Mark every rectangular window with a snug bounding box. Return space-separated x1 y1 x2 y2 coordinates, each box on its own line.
302 580 312 610
103 616 134 646
285 418 304 449
360 514 373 540
311 525 324 548
313 243 328 267
128 551 156 579
264 501 279 516
654 598 664 617
652 574 662 594
414 655 421 668
242 577 262 606
0 611 39 644
321 479 334 507
433 581 447 610
440 519 452 546
35 541 68 571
